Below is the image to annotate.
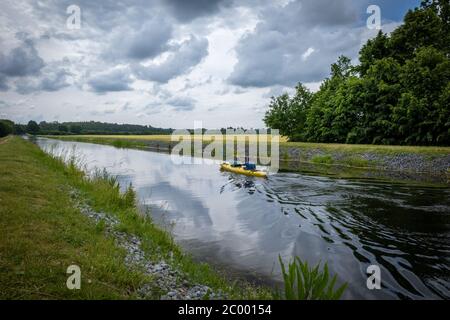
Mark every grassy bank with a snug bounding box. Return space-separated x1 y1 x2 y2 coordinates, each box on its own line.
0 136 271 299
281 141 450 156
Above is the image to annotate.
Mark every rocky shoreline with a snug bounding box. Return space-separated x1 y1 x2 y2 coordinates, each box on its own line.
283 147 450 175
282 147 450 184
69 189 225 300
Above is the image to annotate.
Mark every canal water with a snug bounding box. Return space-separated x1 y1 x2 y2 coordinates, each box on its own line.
35 137 450 299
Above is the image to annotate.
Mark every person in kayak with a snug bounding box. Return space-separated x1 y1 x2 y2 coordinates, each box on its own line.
231 160 242 167
244 156 256 171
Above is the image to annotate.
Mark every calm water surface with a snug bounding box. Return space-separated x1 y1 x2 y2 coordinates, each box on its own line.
35 138 450 299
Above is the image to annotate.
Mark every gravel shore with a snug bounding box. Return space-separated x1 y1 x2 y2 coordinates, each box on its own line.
69 189 225 300
283 146 450 183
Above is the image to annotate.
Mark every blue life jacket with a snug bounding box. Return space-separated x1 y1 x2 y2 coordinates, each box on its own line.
244 163 256 170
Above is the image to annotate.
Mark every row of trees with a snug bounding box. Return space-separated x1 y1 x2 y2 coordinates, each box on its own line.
10 121 174 136
264 0 450 145
38 121 173 135
0 120 41 137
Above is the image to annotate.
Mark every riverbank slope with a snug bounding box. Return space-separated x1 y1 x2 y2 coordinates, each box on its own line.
0 136 269 299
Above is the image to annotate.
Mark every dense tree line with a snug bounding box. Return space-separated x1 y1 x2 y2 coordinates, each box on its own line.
264 0 450 145
35 121 172 135
1 120 173 136
0 119 30 136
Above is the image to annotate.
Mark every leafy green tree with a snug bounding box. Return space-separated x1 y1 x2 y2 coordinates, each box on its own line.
397 47 450 144
264 93 293 138
421 0 450 28
26 120 40 135
0 119 14 137
392 93 428 144
389 7 446 62
359 31 391 76
331 56 355 80
304 80 338 142
303 56 355 143
330 77 366 144
400 46 450 103
264 84 313 141
366 58 402 144
288 84 314 141
436 83 450 144
69 125 82 134
58 124 69 133
14 124 26 135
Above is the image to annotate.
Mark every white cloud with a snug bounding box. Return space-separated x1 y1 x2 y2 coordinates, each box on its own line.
302 47 315 61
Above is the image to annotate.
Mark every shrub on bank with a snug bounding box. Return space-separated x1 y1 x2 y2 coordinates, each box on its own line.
0 119 14 137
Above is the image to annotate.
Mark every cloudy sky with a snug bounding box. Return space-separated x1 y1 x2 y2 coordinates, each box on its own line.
0 0 420 128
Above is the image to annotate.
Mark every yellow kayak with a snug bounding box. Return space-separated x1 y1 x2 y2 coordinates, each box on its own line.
220 163 267 178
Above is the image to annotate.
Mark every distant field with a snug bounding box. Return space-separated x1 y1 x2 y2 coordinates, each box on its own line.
49 134 450 156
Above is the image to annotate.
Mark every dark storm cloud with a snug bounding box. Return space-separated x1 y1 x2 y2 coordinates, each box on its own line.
0 75 9 91
0 34 49 93
298 0 361 27
30 0 157 32
125 21 172 59
105 16 173 61
88 68 133 93
39 69 71 92
164 0 231 22
134 36 208 83
229 0 364 87
0 36 44 78
15 69 71 94
30 0 232 30
166 96 196 111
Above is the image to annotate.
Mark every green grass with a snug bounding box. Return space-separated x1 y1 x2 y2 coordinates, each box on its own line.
0 136 271 299
277 256 347 300
0 137 150 299
281 150 290 162
311 154 334 165
341 157 371 168
46 136 149 150
110 139 146 149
